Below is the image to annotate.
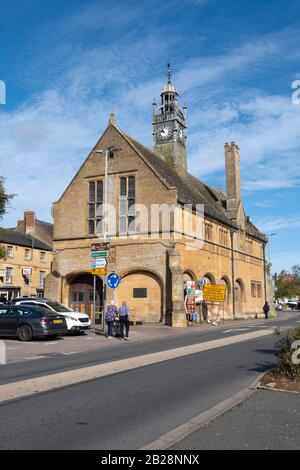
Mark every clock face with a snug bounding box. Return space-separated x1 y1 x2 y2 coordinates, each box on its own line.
157 125 172 139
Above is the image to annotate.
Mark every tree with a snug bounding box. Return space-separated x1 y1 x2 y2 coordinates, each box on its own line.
291 264 300 280
275 276 298 300
0 177 14 259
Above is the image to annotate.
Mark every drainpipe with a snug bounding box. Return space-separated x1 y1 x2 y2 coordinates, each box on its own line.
230 230 236 319
263 243 267 304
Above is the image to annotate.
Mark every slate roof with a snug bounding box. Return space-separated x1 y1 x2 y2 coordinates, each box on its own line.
118 126 266 241
0 230 52 251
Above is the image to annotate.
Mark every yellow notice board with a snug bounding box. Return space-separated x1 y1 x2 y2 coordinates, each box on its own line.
203 284 226 302
91 268 107 276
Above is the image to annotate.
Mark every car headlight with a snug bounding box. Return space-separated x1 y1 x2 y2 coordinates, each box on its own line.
65 316 78 321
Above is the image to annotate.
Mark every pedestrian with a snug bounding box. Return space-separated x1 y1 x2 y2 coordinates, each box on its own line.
105 301 118 338
263 301 270 319
118 301 130 340
202 301 208 322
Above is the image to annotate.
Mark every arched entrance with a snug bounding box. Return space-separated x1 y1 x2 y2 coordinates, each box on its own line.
220 276 231 319
234 279 245 316
203 273 216 285
68 273 103 317
116 270 163 324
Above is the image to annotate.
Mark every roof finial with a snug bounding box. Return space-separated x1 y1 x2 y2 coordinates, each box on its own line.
167 63 171 83
109 109 116 125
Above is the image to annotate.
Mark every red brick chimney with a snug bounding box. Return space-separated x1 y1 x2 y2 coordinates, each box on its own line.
23 210 36 235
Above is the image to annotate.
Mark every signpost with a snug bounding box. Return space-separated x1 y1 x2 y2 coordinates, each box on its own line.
107 273 121 289
91 251 109 259
91 267 107 276
91 258 108 269
91 242 111 252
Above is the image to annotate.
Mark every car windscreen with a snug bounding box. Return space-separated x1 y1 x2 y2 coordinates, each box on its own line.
45 301 72 312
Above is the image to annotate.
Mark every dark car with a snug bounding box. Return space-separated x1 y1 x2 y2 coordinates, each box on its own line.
0 304 67 341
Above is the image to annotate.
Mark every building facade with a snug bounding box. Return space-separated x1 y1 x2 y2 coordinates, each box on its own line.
0 211 53 301
45 67 273 326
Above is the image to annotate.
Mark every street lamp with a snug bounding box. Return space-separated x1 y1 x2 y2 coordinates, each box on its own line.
93 147 122 332
267 233 277 267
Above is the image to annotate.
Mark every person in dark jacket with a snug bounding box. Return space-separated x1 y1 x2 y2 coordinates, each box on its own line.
105 301 118 338
263 301 270 319
119 301 130 340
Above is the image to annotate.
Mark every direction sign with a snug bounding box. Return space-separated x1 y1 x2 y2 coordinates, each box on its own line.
107 273 121 289
91 251 109 259
91 268 107 276
91 258 108 269
91 242 110 252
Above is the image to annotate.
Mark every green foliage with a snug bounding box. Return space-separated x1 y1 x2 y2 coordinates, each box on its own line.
0 177 15 259
275 327 300 380
275 276 298 300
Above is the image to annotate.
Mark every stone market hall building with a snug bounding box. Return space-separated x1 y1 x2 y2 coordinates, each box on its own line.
45 66 272 326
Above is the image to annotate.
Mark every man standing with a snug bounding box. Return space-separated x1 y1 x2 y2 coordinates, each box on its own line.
119 301 130 340
263 301 270 319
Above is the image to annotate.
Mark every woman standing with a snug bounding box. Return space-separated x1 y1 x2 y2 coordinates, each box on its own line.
105 301 118 338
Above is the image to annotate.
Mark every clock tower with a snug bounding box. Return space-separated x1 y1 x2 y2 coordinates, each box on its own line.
152 64 187 176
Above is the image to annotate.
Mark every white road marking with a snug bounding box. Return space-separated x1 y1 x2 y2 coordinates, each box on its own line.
25 356 47 361
63 351 81 355
223 328 250 333
0 329 272 403
43 342 58 346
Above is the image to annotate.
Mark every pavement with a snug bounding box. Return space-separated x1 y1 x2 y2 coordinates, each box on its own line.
170 389 300 450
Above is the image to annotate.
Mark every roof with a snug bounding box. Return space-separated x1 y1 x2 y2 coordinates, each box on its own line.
0 230 52 251
36 219 54 239
116 125 266 240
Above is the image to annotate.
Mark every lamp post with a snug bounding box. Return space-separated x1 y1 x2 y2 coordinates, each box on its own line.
93 147 122 332
267 233 277 267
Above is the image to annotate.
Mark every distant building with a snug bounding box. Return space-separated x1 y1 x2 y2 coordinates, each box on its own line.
45 66 273 325
0 211 53 301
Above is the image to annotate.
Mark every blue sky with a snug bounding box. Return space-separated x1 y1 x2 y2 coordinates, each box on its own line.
0 0 300 273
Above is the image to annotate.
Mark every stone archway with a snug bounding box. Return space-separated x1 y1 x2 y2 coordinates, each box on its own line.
203 273 216 285
234 278 245 316
67 272 103 317
116 269 163 324
220 276 232 319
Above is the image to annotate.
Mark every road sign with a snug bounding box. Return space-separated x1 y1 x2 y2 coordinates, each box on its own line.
91 258 108 269
107 273 121 289
198 279 207 288
185 296 196 314
90 251 109 259
91 242 110 252
91 268 107 276
203 284 226 302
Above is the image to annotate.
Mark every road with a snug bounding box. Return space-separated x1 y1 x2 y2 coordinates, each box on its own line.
0 311 299 449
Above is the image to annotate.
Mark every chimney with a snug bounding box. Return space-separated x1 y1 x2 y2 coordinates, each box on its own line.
225 142 241 210
23 210 36 235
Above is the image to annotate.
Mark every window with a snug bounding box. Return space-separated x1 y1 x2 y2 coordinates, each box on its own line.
246 238 254 255
24 248 31 260
119 176 135 234
219 228 228 247
7 246 13 258
205 223 213 241
40 251 46 262
133 288 147 298
251 281 262 298
39 271 46 288
5 267 13 284
88 181 103 235
72 292 84 303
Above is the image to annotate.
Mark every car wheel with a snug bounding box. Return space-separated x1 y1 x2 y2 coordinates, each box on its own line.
18 324 33 342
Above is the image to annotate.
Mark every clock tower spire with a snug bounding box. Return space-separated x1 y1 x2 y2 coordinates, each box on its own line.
152 64 187 176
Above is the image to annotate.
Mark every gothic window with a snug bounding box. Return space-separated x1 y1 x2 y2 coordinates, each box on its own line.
88 181 103 235
205 223 213 241
119 176 136 234
219 228 228 247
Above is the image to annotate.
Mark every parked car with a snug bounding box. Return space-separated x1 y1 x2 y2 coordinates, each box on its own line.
0 304 67 341
11 298 91 334
286 300 298 310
